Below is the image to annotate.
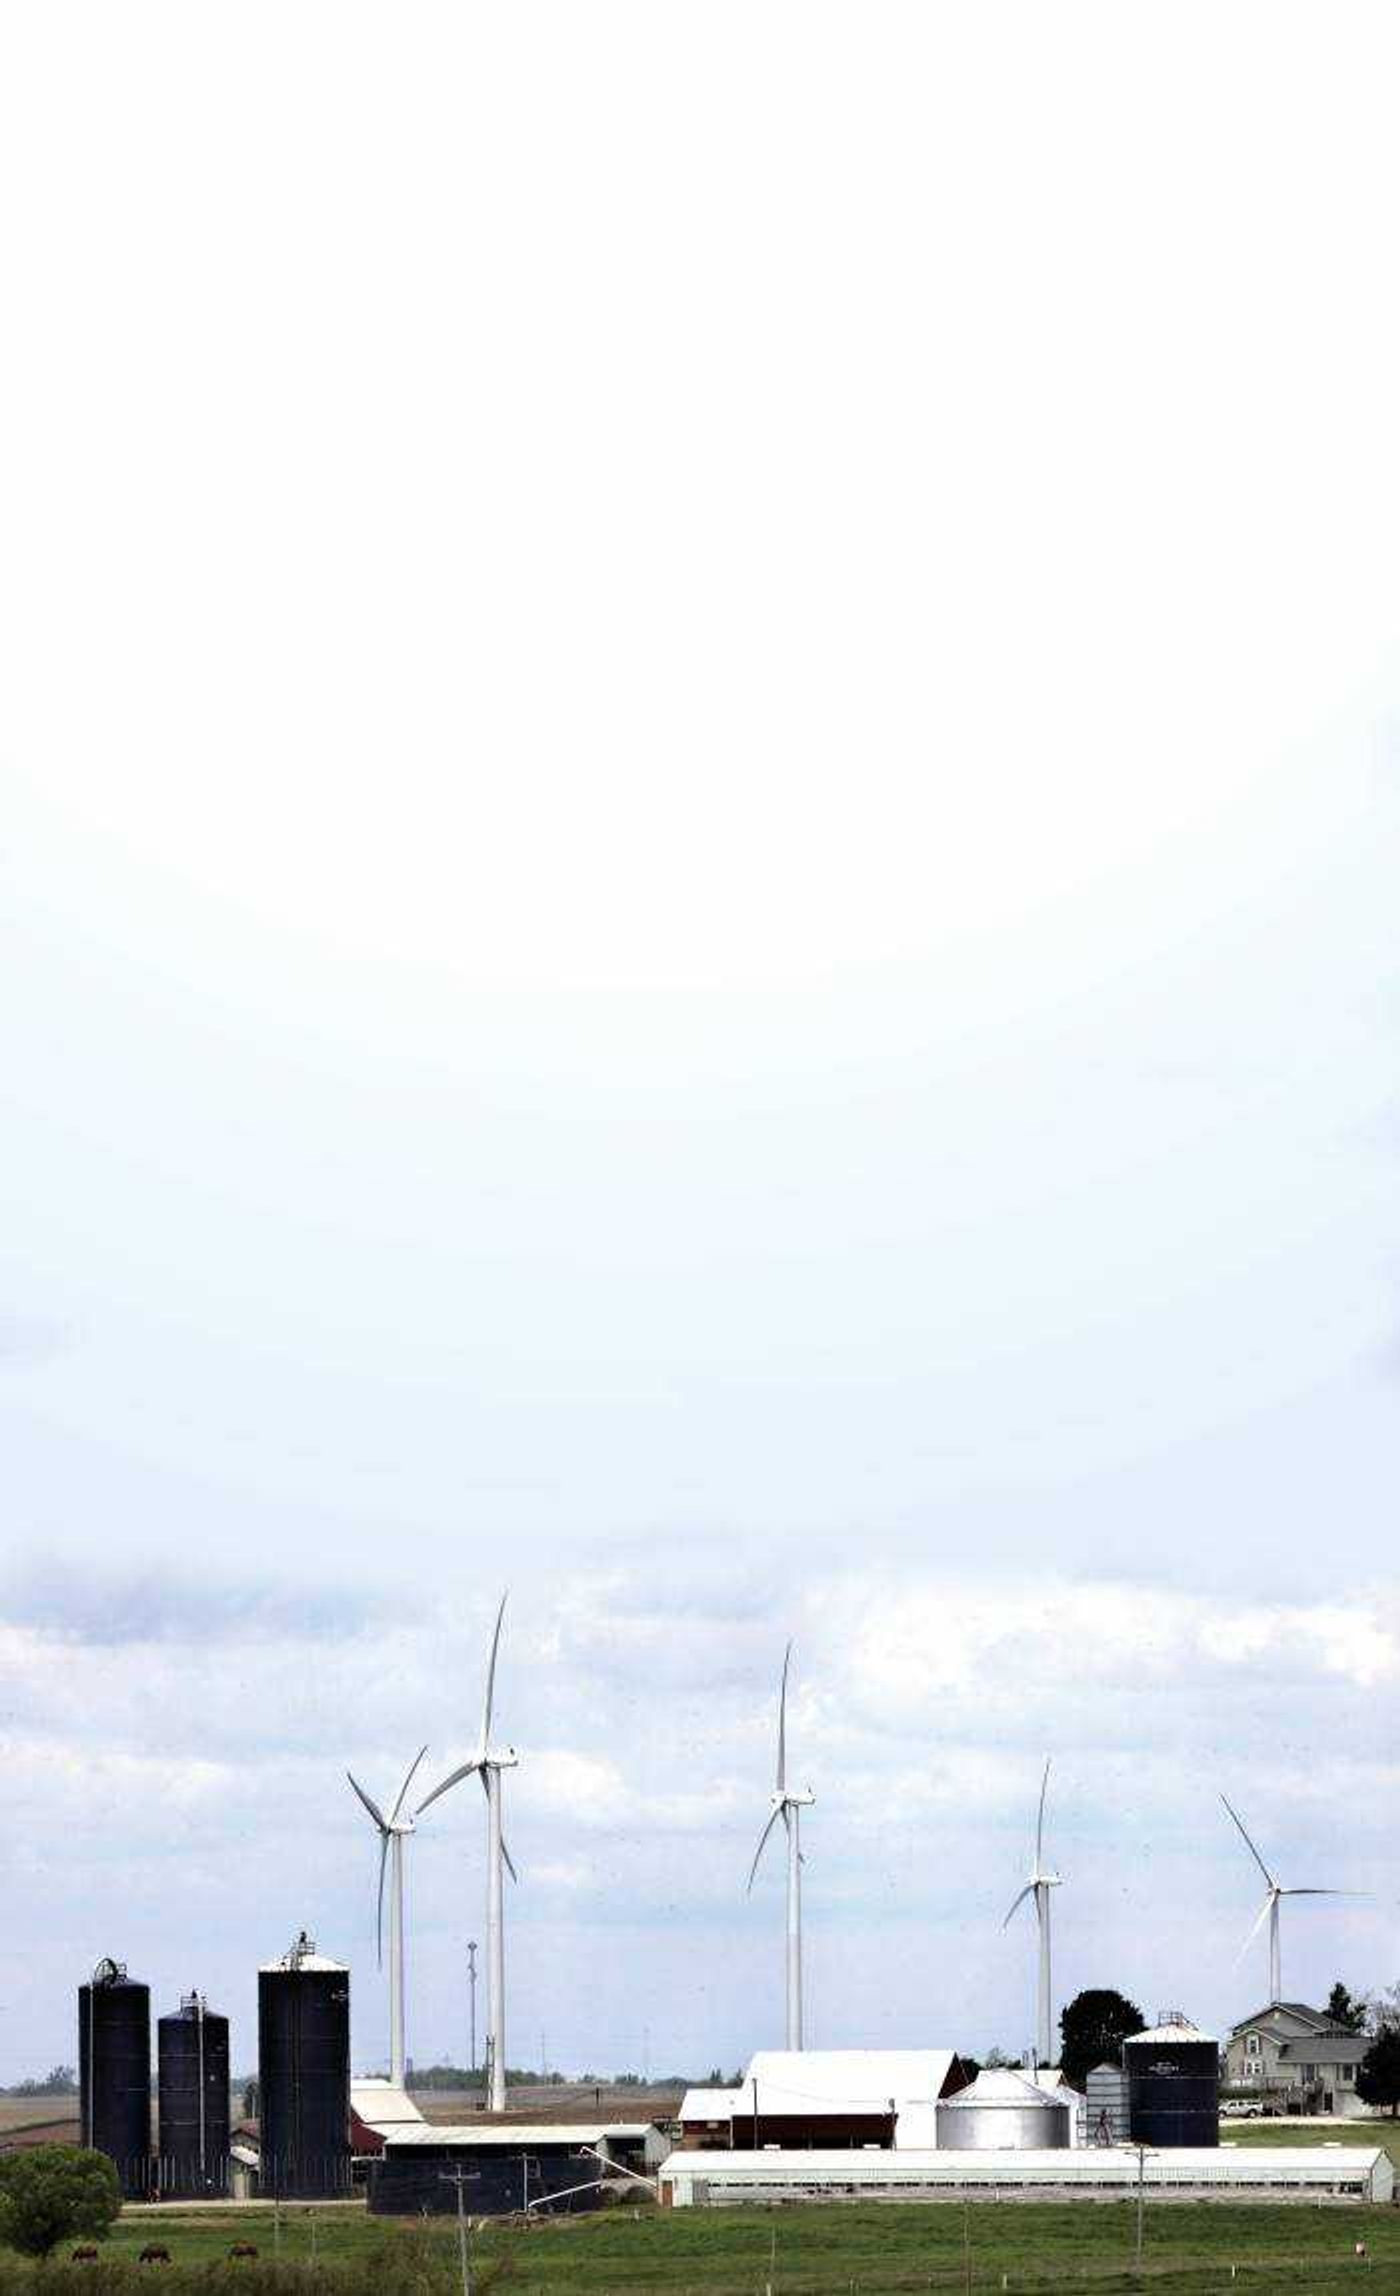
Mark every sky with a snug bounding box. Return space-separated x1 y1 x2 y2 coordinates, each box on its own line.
2 1 1399 2084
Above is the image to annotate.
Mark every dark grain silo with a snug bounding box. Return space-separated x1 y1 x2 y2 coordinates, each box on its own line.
258 1931 350 2197
78 1957 151 2198
157 1992 231 2196
1125 2015 1219 2147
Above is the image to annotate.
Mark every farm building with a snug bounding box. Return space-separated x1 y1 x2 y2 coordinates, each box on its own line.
660 2143 1395 2207
678 2050 970 2152
369 2119 669 2216
1225 2002 1372 2116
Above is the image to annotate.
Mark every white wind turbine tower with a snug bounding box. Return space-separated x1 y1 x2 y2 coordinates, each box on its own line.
1220 1793 1351 2005
747 1641 815 2050
346 1747 428 2091
418 1594 519 2111
1003 1759 1062 2068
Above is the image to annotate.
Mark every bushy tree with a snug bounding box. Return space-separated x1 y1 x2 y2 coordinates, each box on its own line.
1356 2024 1400 2118
1326 1982 1367 2033
1058 1988 1145 2088
0 2144 120 2258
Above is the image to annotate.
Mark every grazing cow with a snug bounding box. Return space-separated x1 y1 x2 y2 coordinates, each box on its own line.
70 2247 99 2263
138 2243 173 2264
229 2241 260 2259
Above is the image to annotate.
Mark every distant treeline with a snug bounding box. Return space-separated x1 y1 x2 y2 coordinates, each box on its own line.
0 2065 78 2098
404 2064 710 2091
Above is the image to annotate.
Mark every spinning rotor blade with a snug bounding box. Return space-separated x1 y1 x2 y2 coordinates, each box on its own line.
1233 1891 1276 1967
376 1832 389 1970
480 1591 508 1753
1035 1760 1051 1869
747 1804 784 1893
347 1771 388 1833
390 1745 430 1826
776 1642 791 1794
1002 1882 1035 1930
1220 1794 1276 1889
416 1758 482 1817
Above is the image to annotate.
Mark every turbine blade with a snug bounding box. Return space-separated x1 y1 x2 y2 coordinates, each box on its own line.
1280 1887 1355 1898
376 1832 389 1970
776 1642 791 1794
747 1804 784 1893
1220 1794 1276 1889
480 1591 508 1755
502 1833 519 1883
389 1745 430 1827
347 1771 389 1833
1233 1890 1275 1967
1002 1883 1035 1930
415 1758 482 1817
1036 1759 1051 1869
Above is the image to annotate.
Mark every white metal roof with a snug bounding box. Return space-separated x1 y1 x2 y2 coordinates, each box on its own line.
679 2088 745 2121
739 2050 960 2113
351 2079 426 2133
384 2122 654 2149
943 2069 1067 2108
659 2147 1393 2202
1128 2020 1217 2045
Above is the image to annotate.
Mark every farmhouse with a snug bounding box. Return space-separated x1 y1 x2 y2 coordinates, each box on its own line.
1224 2002 1371 2116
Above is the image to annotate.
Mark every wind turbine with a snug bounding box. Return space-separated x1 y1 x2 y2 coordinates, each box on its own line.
346 1747 428 2091
1220 1793 1350 2006
747 1641 815 2051
1003 1758 1062 2067
418 1594 518 2111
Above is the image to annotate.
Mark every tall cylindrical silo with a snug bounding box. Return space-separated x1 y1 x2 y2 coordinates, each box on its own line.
1124 2017 1219 2147
258 1931 351 2198
78 1957 151 2198
157 1992 231 2197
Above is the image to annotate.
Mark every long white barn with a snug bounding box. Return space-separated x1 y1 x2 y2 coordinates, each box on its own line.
661 2144 1395 2207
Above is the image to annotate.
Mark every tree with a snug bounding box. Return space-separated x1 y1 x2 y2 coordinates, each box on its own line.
1356 2025 1400 2118
0 2145 121 2258
1326 1983 1366 2034
1058 1989 1145 2089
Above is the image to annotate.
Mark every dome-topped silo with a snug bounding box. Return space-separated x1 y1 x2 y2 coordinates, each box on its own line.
936 2066 1071 2150
258 1931 350 2198
1124 2014 1219 2148
78 1957 151 2198
157 1991 231 2196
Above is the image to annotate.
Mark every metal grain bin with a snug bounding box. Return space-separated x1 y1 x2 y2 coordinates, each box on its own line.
258 1931 351 2197
935 2067 1070 2150
78 1957 151 2198
1124 2016 1219 2148
1086 2061 1130 2144
157 1992 231 2197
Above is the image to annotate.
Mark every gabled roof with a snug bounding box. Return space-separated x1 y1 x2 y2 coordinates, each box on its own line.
1277 2035 1369 2064
742 2050 961 2113
1229 2002 1340 2038
679 2087 745 2122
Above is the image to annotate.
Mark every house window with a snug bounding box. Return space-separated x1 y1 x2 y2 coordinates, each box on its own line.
1245 2035 1261 2058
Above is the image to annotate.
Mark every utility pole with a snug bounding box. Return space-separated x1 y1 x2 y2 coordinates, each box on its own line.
439 2166 481 2296
467 1941 478 2077
1133 2142 1151 2274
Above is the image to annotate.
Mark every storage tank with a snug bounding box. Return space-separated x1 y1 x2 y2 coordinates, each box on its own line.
1086 2061 1130 2144
157 1992 231 2196
258 1931 351 2197
78 1957 151 2198
1124 2015 1219 2148
935 2067 1071 2150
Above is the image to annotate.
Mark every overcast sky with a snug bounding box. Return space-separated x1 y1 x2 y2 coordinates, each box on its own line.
2 2 1399 2084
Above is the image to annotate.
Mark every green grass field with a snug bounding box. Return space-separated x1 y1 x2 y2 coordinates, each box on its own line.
2 2193 1391 2293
